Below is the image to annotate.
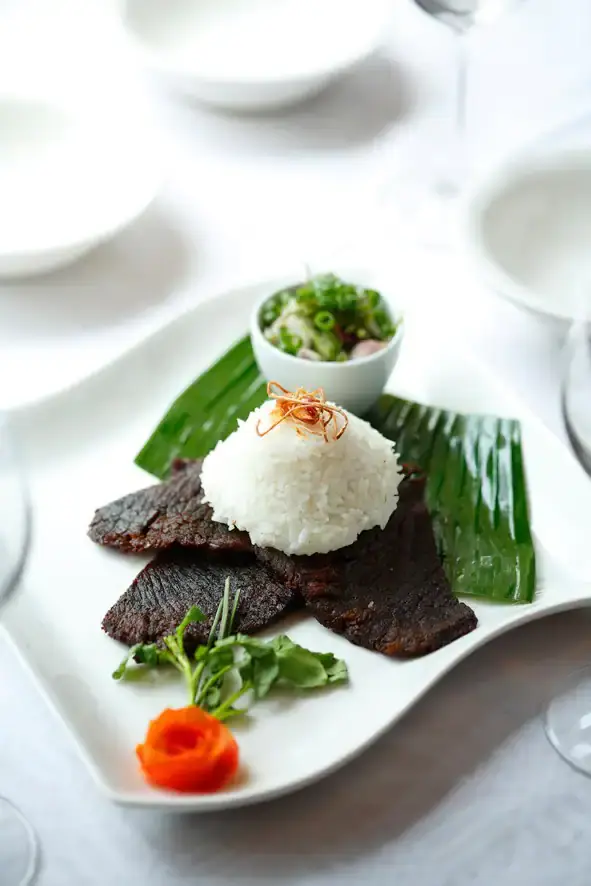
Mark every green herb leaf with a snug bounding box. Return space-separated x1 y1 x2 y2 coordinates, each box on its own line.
205 687 221 709
112 645 140 680
206 644 236 672
270 635 296 655
219 634 272 658
195 663 234 708
277 654 327 688
210 680 254 722
229 586 241 634
271 636 347 689
217 576 231 642
113 593 349 718
314 651 350 684
251 649 280 699
112 643 164 680
238 654 253 686
135 644 164 668
175 605 206 647
207 594 224 649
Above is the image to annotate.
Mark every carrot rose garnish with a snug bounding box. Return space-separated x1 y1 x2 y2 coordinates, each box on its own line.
136 707 239 793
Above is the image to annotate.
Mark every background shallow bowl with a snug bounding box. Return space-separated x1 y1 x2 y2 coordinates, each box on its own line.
461 147 591 330
0 95 160 279
250 280 404 415
123 0 394 112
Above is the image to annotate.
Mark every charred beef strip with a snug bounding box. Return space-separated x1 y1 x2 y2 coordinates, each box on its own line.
88 459 251 554
255 475 477 657
95 460 477 657
102 548 300 651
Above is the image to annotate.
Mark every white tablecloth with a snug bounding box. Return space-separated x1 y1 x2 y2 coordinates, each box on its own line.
3 0 591 883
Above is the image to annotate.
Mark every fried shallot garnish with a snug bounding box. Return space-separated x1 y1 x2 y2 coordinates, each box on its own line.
256 382 348 442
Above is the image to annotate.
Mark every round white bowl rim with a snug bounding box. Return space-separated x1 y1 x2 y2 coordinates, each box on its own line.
461 145 591 323
250 282 405 371
0 94 162 259
123 0 392 88
0 187 159 259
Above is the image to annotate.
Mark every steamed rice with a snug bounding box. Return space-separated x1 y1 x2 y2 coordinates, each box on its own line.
200 399 402 556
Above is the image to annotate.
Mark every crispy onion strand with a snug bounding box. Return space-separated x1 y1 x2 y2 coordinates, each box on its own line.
256 382 348 442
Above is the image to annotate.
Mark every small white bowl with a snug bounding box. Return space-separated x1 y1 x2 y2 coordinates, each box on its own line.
462 147 591 328
250 279 404 416
0 95 160 279
123 0 393 112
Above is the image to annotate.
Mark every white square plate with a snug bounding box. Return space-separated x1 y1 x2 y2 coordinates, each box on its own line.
5 268 591 811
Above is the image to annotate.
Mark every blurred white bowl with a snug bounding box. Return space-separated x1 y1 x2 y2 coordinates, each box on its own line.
0 95 160 279
462 147 591 328
250 279 404 416
123 0 393 112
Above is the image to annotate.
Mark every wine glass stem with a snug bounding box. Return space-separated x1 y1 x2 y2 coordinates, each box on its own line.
438 33 469 197
455 34 468 145
0 795 38 885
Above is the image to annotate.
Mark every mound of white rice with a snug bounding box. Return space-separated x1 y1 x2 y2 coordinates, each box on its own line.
200 399 402 556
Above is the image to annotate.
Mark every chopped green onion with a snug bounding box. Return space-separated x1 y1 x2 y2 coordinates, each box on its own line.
297 300 318 318
365 289 381 309
261 310 278 327
259 274 396 362
314 310 335 331
295 284 315 304
372 309 395 340
279 326 302 355
312 330 340 361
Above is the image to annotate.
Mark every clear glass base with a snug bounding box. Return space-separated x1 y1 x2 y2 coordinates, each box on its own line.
561 324 591 477
0 797 38 886
544 669 591 776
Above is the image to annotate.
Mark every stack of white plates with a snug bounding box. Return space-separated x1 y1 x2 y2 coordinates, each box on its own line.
0 94 160 279
122 0 394 112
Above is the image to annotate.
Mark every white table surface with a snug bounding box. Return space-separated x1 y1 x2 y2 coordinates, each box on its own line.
3 0 591 883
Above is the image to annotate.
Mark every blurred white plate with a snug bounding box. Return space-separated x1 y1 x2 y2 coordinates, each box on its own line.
0 94 160 278
462 145 591 328
5 273 591 811
123 0 393 111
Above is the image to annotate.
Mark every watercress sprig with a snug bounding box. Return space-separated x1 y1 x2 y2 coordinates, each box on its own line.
113 577 348 721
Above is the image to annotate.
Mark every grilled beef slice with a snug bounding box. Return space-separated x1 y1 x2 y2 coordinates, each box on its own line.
256 475 477 657
88 459 251 554
102 548 300 650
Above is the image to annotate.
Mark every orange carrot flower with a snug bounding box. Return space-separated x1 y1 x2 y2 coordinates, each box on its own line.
136 707 239 793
